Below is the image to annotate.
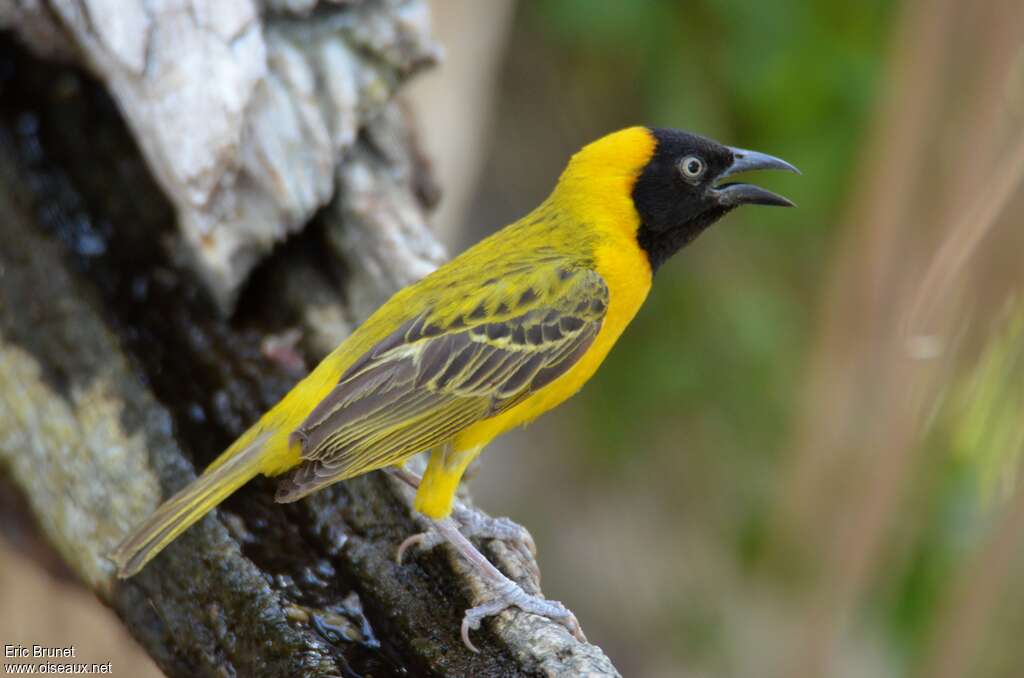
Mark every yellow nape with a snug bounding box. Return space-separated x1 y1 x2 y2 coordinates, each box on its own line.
552 126 656 243
563 126 656 183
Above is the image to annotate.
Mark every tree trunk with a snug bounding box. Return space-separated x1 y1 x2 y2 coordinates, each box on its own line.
0 2 620 676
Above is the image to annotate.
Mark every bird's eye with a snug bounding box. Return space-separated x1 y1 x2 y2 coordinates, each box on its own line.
678 155 706 181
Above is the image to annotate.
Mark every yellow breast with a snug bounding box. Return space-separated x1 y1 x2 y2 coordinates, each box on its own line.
453 229 653 451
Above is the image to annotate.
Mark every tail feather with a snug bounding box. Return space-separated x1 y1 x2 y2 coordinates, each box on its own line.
110 432 269 578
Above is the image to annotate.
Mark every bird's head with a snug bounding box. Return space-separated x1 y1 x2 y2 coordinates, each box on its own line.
558 126 799 271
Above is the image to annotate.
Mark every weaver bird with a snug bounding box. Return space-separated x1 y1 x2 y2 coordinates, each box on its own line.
112 126 797 650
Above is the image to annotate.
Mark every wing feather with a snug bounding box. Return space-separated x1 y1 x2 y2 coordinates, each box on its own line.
275 265 608 503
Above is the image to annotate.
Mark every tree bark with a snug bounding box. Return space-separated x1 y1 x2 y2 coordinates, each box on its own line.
0 3 620 676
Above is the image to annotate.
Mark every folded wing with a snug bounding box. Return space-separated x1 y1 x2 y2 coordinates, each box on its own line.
275 265 609 502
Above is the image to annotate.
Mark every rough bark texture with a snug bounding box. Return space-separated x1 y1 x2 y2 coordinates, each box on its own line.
1 0 443 312
0 4 621 677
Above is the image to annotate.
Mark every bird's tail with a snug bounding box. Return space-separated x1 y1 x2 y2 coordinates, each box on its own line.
110 430 270 578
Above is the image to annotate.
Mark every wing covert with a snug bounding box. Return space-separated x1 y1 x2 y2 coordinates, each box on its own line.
276 266 608 502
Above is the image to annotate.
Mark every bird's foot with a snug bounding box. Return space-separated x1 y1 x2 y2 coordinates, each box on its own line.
402 517 584 652
388 470 583 650
460 576 585 652
395 508 536 565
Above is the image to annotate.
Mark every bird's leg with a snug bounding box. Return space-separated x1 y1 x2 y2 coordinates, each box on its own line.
388 467 535 564
387 467 575 651
432 517 584 652
388 465 424 491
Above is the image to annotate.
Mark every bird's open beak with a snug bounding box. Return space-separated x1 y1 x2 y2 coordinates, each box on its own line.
713 146 800 208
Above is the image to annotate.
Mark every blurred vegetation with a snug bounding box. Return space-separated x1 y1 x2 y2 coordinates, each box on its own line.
950 304 1024 505
460 1 1024 676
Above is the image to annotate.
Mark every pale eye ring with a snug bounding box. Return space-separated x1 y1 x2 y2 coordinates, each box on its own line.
678 155 706 181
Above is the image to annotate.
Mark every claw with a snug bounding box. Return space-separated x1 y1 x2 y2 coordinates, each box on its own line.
396 525 451 564
461 599 505 653
395 533 426 565
459 579 586 652
462 625 478 653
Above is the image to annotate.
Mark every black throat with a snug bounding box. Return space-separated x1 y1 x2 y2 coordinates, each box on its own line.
636 206 729 271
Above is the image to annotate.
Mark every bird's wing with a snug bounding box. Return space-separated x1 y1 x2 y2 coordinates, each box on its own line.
275 265 608 502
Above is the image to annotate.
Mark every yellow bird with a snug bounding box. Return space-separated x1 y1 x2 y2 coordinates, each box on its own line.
112 126 797 649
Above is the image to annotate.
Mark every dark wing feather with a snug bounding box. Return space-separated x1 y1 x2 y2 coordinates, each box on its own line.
275 266 608 503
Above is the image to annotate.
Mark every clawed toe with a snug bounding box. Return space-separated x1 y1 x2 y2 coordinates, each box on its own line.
452 510 537 556
393 514 585 652
445 507 538 563
396 511 536 565
395 528 445 564
460 579 586 652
